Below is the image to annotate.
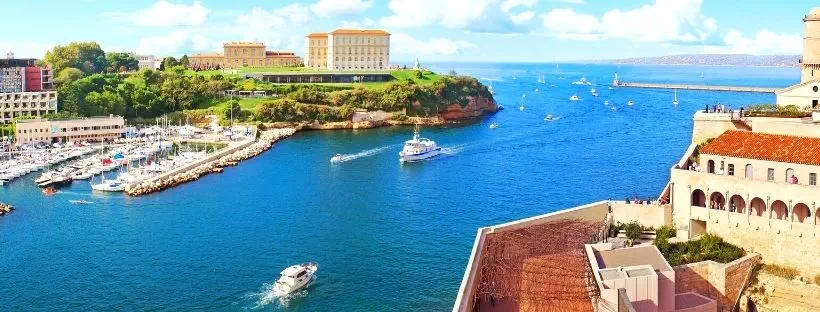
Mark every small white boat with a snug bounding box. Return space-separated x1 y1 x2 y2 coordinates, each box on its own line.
489 123 499 129
69 200 94 205
572 76 591 85
628 100 634 106
519 105 525 111
330 154 343 163
569 94 579 101
91 178 125 192
673 89 679 105
273 262 318 296
544 114 554 121
399 127 441 163
591 92 598 97
604 100 610 106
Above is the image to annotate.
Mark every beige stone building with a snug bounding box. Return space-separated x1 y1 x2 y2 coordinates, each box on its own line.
776 8 820 108
15 115 124 144
188 42 302 70
1 91 58 124
305 29 390 70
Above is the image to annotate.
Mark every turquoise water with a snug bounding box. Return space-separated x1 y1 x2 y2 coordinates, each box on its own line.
0 63 794 311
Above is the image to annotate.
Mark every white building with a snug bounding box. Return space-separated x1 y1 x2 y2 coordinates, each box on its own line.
135 54 161 70
305 29 390 71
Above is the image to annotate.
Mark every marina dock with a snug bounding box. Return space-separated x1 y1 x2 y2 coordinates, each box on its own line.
615 82 779 93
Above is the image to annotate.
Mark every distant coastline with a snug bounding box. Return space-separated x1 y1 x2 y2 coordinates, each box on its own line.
603 54 800 67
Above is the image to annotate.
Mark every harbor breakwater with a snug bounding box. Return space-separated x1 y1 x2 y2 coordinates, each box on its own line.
125 128 296 196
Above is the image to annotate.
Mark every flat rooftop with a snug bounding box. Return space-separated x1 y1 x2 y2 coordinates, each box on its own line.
593 245 672 272
675 292 715 310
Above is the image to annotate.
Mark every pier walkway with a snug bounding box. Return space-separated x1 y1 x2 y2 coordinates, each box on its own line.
616 82 779 93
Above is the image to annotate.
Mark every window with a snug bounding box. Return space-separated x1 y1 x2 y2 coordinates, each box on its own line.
728 164 734 176
811 173 817 186
786 168 794 183
767 168 774 181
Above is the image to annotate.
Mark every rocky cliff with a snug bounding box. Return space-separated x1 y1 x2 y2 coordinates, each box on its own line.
433 96 499 121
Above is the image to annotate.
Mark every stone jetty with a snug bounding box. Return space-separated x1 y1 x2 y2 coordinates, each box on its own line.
0 202 14 217
125 128 296 196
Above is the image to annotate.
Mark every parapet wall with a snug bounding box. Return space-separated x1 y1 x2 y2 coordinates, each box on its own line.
452 201 610 312
674 254 761 312
610 202 672 228
691 112 744 144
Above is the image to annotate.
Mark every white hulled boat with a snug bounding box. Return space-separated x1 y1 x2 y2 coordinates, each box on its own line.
399 127 441 162
273 262 318 296
570 94 580 101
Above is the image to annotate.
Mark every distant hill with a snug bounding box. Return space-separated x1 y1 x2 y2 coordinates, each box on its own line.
607 54 800 67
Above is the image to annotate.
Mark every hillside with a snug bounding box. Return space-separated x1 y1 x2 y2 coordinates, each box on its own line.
608 54 800 67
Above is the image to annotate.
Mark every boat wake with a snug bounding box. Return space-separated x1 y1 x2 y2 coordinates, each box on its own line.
332 145 391 163
248 278 316 309
440 144 468 156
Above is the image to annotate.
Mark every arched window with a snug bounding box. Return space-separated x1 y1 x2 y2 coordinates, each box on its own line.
750 197 766 216
745 164 753 179
786 168 794 183
793 203 811 223
729 195 746 214
691 189 706 207
771 200 788 219
707 160 715 174
710 192 726 210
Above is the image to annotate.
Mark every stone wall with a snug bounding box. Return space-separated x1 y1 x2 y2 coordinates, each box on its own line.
610 202 672 228
674 254 761 312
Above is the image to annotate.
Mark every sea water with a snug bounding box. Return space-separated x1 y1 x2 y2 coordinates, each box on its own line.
0 63 795 311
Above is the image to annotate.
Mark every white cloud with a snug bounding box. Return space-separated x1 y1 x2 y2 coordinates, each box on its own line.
340 18 378 29
705 29 802 55
0 41 53 59
511 11 535 24
501 0 538 13
104 1 210 27
379 0 530 34
552 0 585 4
391 33 477 56
311 0 372 17
236 4 311 29
540 0 717 44
135 31 190 55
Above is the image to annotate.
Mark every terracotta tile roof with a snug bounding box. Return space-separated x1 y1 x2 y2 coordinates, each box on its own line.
700 130 820 166
331 29 390 35
306 32 328 37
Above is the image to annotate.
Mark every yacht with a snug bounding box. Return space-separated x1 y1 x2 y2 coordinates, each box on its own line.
572 76 591 85
570 94 580 101
673 89 679 105
489 123 499 129
399 127 441 162
91 179 125 192
273 262 318 296
628 100 634 106
544 114 555 121
330 154 343 163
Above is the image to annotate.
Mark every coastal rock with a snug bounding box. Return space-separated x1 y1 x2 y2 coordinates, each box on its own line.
438 96 498 120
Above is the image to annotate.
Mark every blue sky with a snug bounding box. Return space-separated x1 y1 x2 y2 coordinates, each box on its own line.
0 0 816 63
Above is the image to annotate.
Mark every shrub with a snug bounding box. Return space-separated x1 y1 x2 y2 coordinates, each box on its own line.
659 234 745 266
624 222 643 246
762 264 799 280
655 225 677 241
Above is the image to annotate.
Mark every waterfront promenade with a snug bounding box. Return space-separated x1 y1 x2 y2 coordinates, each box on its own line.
616 82 778 93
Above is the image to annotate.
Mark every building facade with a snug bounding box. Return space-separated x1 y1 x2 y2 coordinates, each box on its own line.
188 42 302 70
15 115 125 144
135 54 161 70
1 91 58 124
305 29 390 70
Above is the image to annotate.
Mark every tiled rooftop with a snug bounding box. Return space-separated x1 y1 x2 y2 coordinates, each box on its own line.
700 130 820 166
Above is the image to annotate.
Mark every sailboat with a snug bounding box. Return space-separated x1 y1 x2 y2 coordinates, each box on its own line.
519 94 526 111
673 89 679 105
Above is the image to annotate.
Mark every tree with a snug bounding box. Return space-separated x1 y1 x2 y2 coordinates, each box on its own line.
448 69 458 76
179 55 190 68
161 57 179 71
105 52 138 73
44 42 108 76
55 67 84 86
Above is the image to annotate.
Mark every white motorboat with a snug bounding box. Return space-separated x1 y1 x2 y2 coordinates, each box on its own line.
544 114 554 121
570 94 580 101
628 100 634 106
399 127 441 163
673 89 679 105
69 200 94 205
330 154 343 163
273 262 318 296
572 76 591 85
519 104 524 111
604 100 610 106
489 123 499 129
91 173 125 192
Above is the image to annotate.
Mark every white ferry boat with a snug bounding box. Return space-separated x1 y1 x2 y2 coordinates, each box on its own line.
273 262 318 296
399 127 441 162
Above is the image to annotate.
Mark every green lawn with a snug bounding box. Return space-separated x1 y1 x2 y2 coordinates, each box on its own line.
187 67 445 88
